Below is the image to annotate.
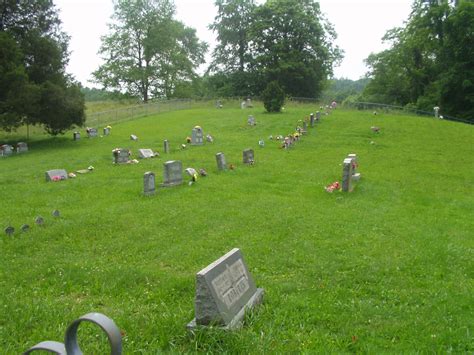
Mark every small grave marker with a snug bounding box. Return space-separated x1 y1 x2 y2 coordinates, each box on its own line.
16 142 28 153
191 126 204 145
310 113 315 127
5 226 14 236
246 98 253 108
130 134 138 141
144 172 155 196
73 132 81 141
35 216 44 226
247 115 256 126
52 210 60 218
243 149 254 164
45 169 68 182
103 127 111 136
434 106 440 118
113 148 130 164
342 158 354 192
316 111 321 121
240 101 246 109
138 149 156 159
21 224 30 232
87 128 98 138
163 140 170 153
0 144 13 157
187 248 264 330
216 152 227 171
161 160 183 187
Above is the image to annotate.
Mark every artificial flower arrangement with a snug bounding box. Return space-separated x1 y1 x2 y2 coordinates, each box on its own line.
325 181 340 193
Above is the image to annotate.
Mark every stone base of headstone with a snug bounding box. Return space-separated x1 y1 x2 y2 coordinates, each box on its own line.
187 288 264 330
352 173 361 181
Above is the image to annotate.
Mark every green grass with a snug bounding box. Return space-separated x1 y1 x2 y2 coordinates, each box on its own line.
1 102 473 353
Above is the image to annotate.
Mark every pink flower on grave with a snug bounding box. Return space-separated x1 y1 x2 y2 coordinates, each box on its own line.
325 181 340 193
52 176 61 181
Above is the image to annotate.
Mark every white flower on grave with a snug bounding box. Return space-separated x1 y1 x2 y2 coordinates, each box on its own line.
88 166 94 171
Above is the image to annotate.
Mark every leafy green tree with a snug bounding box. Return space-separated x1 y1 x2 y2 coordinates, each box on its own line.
249 0 342 98
262 80 285 112
93 0 207 101
0 0 85 135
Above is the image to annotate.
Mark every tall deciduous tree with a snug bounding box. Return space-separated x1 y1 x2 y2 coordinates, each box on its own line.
0 0 85 135
93 0 207 101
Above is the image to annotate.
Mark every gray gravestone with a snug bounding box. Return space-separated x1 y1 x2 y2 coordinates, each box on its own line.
191 127 204 145
113 149 130 164
302 121 308 133
310 113 315 127
316 111 321 121
163 140 170 153
5 226 14 236
246 98 253 108
35 216 44 226
45 169 68 182
52 210 60 217
21 224 30 232
243 149 254 164
342 158 354 192
103 127 110 136
161 160 183 187
138 149 155 159
16 142 28 153
247 115 256 126
144 172 155 196
187 248 264 330
216 152 227 171
73 132 81 141
1 144 13 157
87 128 98 138
347 153 361 181
130 134 138 141
434 106 440 118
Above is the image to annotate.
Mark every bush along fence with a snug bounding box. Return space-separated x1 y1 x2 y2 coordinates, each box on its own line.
85 99 193 127
344 101 473 125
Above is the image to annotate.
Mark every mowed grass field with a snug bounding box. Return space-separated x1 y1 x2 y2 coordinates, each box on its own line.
0 102 473 353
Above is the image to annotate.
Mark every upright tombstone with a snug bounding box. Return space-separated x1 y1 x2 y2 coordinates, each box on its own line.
216 152 227 171
310 113 315 127
240 101 246 109
247 115 256 126
191 126 204 145
138 149 155 159
433 106 440 119
87 128 98 138
73 132 81 141
302 121 308 133
316 111 321 122
215 100 223 109
143 172 156 196
347 153 361 181
246 98 253 108
0 144 13 157
161 160 183 187
242 149 254 164
163 139 170 153
341 158 354 192
16 142 28 153
113 148 130 164
187 248 264 330
103 127 111 136
45 169 68 182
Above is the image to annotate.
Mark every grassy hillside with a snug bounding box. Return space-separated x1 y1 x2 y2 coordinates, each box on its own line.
0 103 472 353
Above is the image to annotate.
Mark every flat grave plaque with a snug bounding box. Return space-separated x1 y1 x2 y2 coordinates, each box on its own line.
138 149 155 159
45 169 68 182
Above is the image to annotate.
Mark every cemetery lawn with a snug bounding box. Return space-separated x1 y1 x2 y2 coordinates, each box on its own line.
1 102 473 353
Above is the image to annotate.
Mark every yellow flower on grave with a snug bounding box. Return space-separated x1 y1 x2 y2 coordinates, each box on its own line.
194 125 201 129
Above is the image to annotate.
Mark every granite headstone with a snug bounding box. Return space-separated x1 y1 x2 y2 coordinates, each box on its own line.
144 172 155 196
45 169 68 182
161 160 183 187
243 149 254 164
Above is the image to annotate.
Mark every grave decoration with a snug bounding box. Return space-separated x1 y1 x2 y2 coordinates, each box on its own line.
199 168 207 177
187 248 264 330
371 126 380 133
325 181 340 193
76 166 94 174
186 136 192 143
185 167 198 185
1 144 13 157
216 100 223 108
206 134 214 143
16 142 28 153
45 169 68 182
144 172 155 196
86 127 98 138
181 144 187 149
68 173 77 178
161 160 183 187
191 126 204 146
23 312 122 355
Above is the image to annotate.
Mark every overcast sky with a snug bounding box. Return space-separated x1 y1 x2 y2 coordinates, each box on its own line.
54 0 414 86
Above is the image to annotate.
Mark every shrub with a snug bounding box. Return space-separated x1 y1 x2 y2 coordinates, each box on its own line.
262 81 285 112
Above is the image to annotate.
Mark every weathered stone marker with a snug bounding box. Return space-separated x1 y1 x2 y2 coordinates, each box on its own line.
0 144 13 157
161 160 183 187
45 169 68 182
243 149 254 164
16 142 28 153
138 149 155 159
347 153 361 181
73 132 80 141
310 113 315 127
103 127 111 136
216 152 227 171
316 111 321 121
342 158 354 192
35 216 44 226
163 139 170 153
434 106 440 119
144 172 155 196
113 148 130 164
130 134 138 141
187 248 264 330
24 312 122 355
5 226 14 236
87 128 98 138
247 115 256 126
191 126 204 145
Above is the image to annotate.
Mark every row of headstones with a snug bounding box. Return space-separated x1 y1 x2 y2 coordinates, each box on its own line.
4 213 58 236
142 150 254 195
0 142 28 157
24 248 263 354
73 127 111 140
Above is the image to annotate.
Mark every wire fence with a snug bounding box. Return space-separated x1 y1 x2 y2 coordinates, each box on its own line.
85 98 193 127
